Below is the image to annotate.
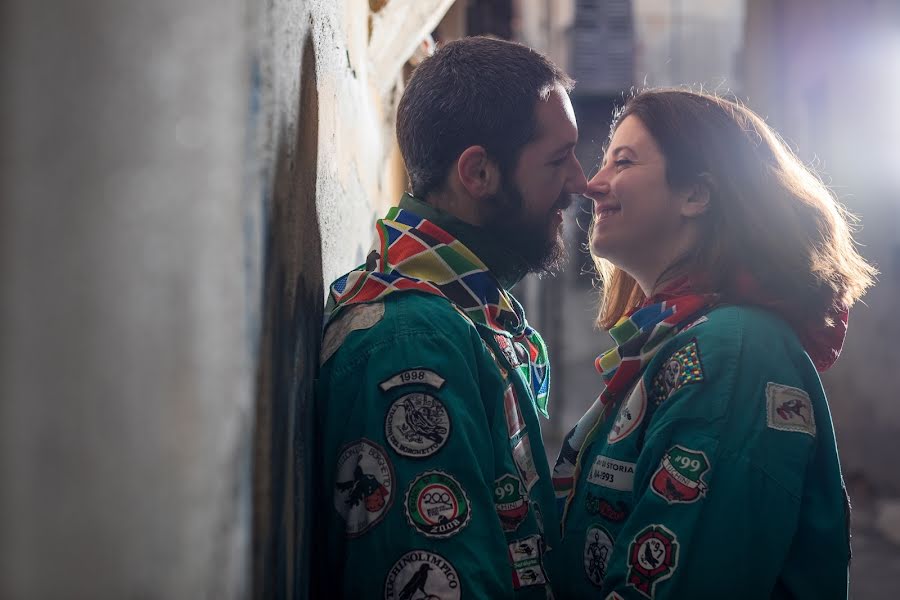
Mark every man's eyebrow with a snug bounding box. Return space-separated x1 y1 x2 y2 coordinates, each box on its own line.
550 141 576 156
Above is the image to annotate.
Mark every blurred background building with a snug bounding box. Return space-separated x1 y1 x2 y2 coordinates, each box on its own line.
2 0 898 598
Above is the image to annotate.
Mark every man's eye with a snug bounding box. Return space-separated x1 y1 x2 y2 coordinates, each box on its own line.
550 157 567 167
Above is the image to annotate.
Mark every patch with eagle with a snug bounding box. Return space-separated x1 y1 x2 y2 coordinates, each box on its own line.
650 445 710 505
384 550 460 600
333 439 394 537
627 524 679 598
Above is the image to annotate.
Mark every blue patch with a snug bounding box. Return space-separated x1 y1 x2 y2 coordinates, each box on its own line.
393 210 422 228
386 225 402 245
333 274 349 294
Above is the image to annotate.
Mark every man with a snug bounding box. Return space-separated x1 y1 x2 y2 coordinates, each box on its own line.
312 36 586 599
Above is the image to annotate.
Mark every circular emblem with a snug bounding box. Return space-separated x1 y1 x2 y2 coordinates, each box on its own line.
627 524 679 597
494 473 529 532
584 525 614 587
405 471 471 538
608 380 647 444
384 550 461 600
333 439 394 537
385 392 451 458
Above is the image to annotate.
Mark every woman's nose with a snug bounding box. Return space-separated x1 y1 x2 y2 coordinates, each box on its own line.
583 171 610 201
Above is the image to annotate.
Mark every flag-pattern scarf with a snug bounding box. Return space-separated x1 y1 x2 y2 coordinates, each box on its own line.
326 207 552 416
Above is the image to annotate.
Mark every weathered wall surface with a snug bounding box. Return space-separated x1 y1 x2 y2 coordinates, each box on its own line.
1 0 450 598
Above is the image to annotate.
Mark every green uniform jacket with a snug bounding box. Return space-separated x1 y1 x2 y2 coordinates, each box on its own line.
553 305 850 599
312 292 561 599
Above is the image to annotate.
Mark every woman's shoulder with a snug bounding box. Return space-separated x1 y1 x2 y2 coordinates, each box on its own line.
680 304 805 354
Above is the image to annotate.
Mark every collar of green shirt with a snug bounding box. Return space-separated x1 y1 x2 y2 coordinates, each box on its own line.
398 193 529 291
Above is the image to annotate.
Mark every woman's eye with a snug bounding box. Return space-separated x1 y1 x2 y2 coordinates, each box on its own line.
614 158 632 169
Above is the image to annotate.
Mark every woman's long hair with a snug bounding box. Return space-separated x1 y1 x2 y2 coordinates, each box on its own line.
592 89 877 330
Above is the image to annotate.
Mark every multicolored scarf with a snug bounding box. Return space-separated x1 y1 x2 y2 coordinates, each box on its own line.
552 294 715 515
327 207 552 416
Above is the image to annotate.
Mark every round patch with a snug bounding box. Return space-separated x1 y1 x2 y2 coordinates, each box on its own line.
333 439 394 537
405 470 471 538
494 473 529 532
385 392 451 458
384 550 461 600
608 380 647 444
627 524 679 598
584 525 614 587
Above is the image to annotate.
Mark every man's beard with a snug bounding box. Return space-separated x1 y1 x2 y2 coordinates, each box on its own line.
483 180 570 278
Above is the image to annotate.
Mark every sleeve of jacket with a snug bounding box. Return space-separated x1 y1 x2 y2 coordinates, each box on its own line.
313 303 514 599
598 324 822 599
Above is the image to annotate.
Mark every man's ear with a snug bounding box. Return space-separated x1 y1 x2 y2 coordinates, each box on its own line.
456 146 501 199
680 173 714 218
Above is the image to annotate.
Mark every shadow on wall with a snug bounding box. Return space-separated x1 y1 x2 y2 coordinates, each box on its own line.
253 32 321 600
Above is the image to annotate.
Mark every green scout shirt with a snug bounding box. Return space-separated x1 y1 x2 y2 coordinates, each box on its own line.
552 305 850 599
311 196 561 599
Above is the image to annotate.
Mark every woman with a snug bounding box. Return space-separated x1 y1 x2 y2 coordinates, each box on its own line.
549 90 875 599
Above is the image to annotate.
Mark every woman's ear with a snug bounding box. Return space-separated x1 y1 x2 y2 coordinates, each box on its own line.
457 146 501 199
681 173 714 218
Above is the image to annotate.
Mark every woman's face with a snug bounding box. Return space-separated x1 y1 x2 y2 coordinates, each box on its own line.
586 115 693 277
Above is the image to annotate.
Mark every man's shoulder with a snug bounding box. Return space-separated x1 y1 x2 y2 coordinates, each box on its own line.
320 293 477 368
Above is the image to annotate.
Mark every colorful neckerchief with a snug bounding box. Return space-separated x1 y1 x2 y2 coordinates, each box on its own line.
326 206 552 416
552 293 715 516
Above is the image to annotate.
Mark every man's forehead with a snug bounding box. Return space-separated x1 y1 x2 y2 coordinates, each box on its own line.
533 85 578 145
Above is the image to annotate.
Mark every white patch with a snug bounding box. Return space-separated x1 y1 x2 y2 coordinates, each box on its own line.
766 382 816 437
385 393 450 458
584 525 614 587
587 455 636 492
333 439 394 537
512 433 539 492
604 594 625 600
384 550 461 600
681 315 708 332
608 380 648 444
509 535 547 589
320 303 385 365
379 369 446 391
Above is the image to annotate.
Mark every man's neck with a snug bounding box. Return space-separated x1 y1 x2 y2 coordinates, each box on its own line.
397 193 528 290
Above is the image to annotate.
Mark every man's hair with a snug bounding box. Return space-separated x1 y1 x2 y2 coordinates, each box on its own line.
591 89 877 330
396 36 574 199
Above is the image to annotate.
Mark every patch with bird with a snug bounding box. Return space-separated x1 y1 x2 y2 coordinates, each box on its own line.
508 534 548 589
627 524 679 598
385 392 451 458
766 382 816 437
649 445 710 505
608 380 648 444
333 439 394 537
384 550 460 600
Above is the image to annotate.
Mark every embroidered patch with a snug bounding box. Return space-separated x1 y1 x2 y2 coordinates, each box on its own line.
533 503 545 536
627 524 679 599
384 550 461 600
766 383 816 436
405 471 471 538
650 445 710 504
650 340 704 405
608 380 647 444
584 525 614 587
320 303 385 365
333 439 394 537
605 593 625 600
680 315 708 332
494 473 529 532
380 368 446 392
495 334 521 367
587 455 636 492
509 535 547 589
585 493 629 523
512 433 539 492
385 392 450 458
504 384 526 443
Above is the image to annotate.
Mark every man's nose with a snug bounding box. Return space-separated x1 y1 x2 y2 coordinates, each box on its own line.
566 160 588 194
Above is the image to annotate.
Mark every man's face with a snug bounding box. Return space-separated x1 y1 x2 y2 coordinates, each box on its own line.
486 85 587 275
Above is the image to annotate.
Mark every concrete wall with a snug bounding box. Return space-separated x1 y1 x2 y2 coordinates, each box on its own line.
1 0 451 597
